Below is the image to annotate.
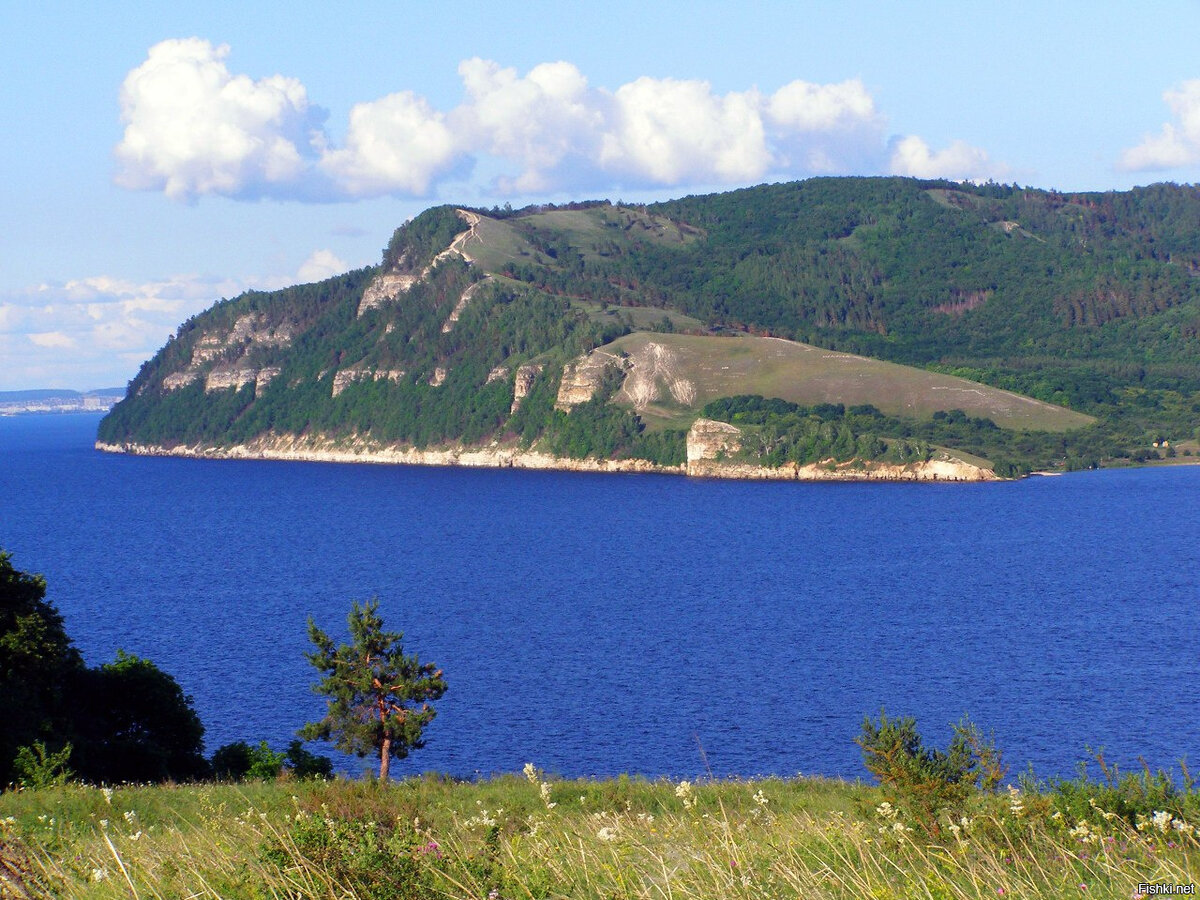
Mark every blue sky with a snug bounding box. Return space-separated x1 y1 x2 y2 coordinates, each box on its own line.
4 1 1200 390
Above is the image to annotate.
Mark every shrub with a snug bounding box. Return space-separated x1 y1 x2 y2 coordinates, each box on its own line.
856 710 1006 834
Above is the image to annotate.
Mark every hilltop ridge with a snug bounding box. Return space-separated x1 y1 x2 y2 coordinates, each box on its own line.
98 177 1200 477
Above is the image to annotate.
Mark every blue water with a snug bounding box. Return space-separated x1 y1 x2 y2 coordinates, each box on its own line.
1 413 1197 781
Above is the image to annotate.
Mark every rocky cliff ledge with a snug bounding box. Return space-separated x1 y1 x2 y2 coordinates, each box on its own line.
683 418 997 481
98 417 998 482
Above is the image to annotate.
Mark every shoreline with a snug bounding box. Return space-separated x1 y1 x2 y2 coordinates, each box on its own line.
95 435 999 483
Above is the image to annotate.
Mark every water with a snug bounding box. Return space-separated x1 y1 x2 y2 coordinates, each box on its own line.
1 413 1197 781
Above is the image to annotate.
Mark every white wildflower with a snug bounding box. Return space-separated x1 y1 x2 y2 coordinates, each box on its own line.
523 762 538 784
123 810 138 824
1152 810 1173 833
676 780 696 810
752 789 769 807
1008 786 1025 817
539 781 556 809
596 826 618 842
876 801 897 820
101 787 113 805
1173 819 1195 837
91 868 108 882
99 819 109 830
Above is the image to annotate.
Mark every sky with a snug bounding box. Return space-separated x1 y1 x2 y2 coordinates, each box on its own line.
4 1 1200 391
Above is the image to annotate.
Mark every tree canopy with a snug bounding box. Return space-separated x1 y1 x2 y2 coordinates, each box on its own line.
300 600 447 780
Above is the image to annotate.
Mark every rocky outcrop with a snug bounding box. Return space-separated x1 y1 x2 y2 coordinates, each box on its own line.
683 418 997 482
162 314 294 392
511 363 544 413
204 367 259 393
686 418 743 462
162 371 201 391
357 268 421 315
331 367 406 397
555 351 625 409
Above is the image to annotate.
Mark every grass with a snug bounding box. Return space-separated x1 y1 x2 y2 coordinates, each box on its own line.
2 772 1195 899
601 332 1094 433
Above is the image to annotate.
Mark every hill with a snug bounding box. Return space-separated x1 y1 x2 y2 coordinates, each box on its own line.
98 178 1200 477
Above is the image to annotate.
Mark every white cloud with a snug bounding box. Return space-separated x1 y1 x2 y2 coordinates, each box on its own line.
599 78 770 184
319 91 458 196
1119 80 1200 171
114 38 324 200
296 249 347 283
451 58 607 192
28 331 76 349
114 42 1006 201
887 135 1007 182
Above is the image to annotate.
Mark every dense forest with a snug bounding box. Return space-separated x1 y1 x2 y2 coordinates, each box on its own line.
100 177 1200 473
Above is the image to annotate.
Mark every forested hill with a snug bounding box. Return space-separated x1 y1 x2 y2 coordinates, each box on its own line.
99 177 1200 475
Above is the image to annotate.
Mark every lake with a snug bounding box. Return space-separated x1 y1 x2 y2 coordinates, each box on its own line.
1 413 1197 781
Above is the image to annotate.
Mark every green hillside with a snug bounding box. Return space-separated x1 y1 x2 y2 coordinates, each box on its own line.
99 178 1200 475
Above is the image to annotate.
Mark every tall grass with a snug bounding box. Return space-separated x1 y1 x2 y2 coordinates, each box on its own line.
0 773 1195 899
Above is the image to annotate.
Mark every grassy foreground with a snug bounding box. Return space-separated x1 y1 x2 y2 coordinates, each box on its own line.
1 771 1197 900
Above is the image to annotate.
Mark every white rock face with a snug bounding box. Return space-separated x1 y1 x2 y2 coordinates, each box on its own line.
162 371 201 391
555 351 625 409
511 363 544 413
685 418 743 462
331 368 406 397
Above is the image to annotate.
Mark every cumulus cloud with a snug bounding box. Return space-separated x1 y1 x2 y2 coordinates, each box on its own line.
319 91 458 196
115 41 1005 201
1119 80 1200 171
887 135 1007 182
115 38 325 200
296 249 348 283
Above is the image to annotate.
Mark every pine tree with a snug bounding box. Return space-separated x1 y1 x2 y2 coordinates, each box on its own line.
300 600 446 780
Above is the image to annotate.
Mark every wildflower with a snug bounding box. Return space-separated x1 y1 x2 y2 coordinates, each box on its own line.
1008 786 1025 817
91 869 108 882
675 780 696 810
752 789 769 807
123 810 137 824
417 840 442 859
99 819 109 830
101 787 113 805
596 826 618 842
876 801 897 820
539 781 556 809
1172 819 1195 837
1069 821 1098 844
523 762 538 784
1152 811 1173 833
130 831 142 841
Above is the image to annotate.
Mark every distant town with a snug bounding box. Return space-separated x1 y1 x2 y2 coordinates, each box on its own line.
0 389 124 416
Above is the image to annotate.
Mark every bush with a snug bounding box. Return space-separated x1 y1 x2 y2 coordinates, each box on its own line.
212 739 331 781
12 741 73 789
856 710 1005 834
